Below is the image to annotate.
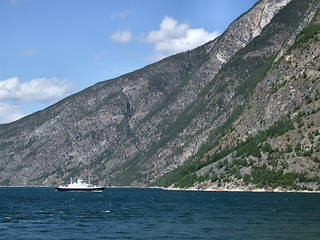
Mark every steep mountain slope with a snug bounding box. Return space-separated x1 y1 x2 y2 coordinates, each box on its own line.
0 0 317 189
157 0 320 191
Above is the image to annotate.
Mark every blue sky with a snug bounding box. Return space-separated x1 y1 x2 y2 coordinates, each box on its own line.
0 0 257 124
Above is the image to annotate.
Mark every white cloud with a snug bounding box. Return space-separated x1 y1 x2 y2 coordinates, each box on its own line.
0 102 24 124
141 16 220 61
94 50 107 61
144 16 189 43
0 77 73 103
20 49 38 56
110 9 133 20
111 31 132 43
9 0 17 6
0 77 74 124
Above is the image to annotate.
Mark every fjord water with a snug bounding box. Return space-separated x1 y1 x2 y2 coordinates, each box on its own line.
1 188 320 239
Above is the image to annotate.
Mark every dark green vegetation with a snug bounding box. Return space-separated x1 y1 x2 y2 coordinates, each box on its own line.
290 23 320 51
155 119 295 188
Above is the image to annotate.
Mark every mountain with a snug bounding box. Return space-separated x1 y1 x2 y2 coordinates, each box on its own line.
1 0 319 192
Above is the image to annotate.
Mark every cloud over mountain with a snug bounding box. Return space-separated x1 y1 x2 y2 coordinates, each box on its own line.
0 102 23 123
141 16 220 60
0 77 72 103
0 77 73 123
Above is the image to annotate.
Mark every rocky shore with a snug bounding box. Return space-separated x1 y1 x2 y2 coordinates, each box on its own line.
162 186 320 193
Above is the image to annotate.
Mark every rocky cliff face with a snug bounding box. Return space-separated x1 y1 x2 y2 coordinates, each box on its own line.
1 0 319 191
157 0 320 191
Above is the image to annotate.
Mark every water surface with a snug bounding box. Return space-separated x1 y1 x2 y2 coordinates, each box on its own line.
0 188 319 239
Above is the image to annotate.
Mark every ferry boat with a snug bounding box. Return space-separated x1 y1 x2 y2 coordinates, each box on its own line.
56 178 104 191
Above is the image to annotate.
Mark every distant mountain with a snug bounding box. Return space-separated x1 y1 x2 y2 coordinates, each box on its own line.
1 0 319 192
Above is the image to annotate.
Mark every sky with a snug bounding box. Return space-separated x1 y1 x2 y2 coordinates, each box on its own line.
0 0 257 124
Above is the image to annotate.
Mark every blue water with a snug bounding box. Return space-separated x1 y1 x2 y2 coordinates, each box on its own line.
0 188 320 239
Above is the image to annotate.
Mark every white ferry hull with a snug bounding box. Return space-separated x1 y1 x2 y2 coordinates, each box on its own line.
56 186 104 191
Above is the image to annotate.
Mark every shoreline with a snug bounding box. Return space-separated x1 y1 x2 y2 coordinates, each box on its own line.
160 186 320 194
1 185 320 193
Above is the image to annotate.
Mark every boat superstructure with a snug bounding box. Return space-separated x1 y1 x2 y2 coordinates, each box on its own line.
56 178 104 191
